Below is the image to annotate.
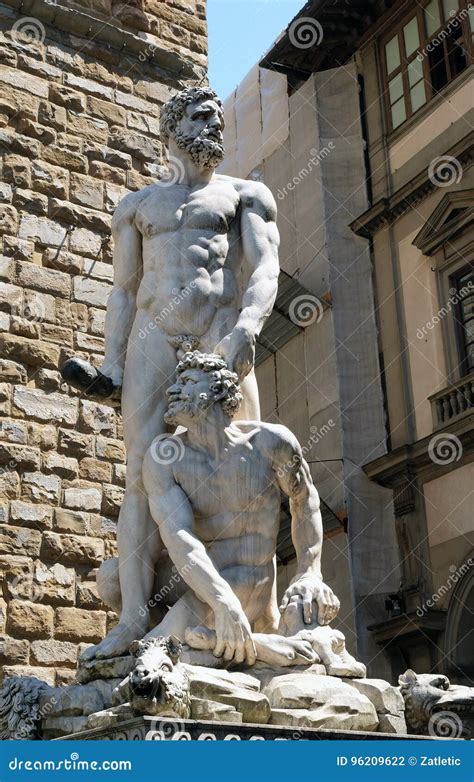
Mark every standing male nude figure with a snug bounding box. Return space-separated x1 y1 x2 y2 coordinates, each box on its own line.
67 87 280 659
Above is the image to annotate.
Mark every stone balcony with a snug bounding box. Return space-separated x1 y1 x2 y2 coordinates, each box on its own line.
429 372 474 428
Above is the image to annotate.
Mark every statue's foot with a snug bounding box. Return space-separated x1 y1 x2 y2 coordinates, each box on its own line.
81 623 144 662
185 625 214 650
60 357 117 398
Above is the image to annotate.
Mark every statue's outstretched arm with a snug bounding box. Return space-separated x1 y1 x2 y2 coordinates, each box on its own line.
101 192 143 387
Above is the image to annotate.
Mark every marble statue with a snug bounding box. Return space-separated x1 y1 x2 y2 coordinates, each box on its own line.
62 86 280 660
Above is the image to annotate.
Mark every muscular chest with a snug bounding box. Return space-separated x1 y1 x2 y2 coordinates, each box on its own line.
175 449 275 517
136 182 240 239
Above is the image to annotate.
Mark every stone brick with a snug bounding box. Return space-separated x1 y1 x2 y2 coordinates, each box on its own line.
32 160 69 200
38 100 67 131
43 452 78 478
17 117 56 145
58 428 94 458
10 314 41 338
1 665 56 687
79 457 112 483
0 333 60 370
55 301 88 331
4 154 31 188
0 443 40 471
42 145 87 173
0 282 22 314
13 386 78 425
55 669 77 687
113 463 126 486
67 112 108 144
0 129 41 159
78 400 115 435
89 307 105 335
36 368 62 392
64 486 102 512
135 79 173 105
0 417 28 443
27 423 57 450
50 198 111 233
76 581 103 610
73 276 111 308
18 214 67 247
126 170 154 190
101 483 124 517
7 599 54 640
31 639 78 666
127 111 161 137
0 471 20 500
55 607 106 643
0 204 18 234
109 127 159 161
75 332 105 352
43 248 82 275
70 173 103 210
0 83 39 122
0 599 5 633
81 258 113 282
0 360 27 384
49 83 86 112
3 235 34 261
104 182 123 213
23 290 56 323
41 531 104 566
96 436 126 462
22 471 61 503
10 500 52 530
54 509 88 535
87 95 126 126
41 323 74 347
13 188 48 215
34 561 75 606
0 555 32 583
69 227 103 256
89 159 126 185
115 90 159 115
0 635 30 665
0 65 49 98
65 73 114 101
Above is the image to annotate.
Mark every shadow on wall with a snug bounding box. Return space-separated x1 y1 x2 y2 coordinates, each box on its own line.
69 0 147 30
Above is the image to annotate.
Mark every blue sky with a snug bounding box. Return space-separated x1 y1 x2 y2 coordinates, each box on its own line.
207 0 304 100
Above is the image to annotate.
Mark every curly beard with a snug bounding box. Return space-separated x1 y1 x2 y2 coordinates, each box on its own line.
174 129 225 169
164 396 210 426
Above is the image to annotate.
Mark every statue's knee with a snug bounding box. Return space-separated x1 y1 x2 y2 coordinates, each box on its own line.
96 558 121 613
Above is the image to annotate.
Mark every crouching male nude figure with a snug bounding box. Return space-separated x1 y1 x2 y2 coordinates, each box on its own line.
70 87 280 660
138 352 342 668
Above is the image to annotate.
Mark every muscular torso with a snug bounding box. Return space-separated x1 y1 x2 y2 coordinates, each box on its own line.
134 176 244 337
173 426 281 608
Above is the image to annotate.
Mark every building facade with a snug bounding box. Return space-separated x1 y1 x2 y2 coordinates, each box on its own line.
0 0 206 685
222 0 473 682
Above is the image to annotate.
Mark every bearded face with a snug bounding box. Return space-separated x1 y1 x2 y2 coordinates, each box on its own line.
164 369 214 427
173 127 224 169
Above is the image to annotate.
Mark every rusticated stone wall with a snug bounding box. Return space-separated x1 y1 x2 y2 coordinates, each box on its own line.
0 0 207 686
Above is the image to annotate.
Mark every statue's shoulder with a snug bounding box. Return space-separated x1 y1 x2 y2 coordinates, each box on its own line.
111 184 156 231
255 422 301 457
215 174 276 208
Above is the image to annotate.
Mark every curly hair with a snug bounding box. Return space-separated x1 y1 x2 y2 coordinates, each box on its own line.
160 86 222 144
176 351 242 418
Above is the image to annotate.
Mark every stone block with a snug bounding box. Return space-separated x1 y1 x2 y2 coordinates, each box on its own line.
65 73 114 101
79 457 112 483
3 236 34 262
109 127 159 161
0 282 22 313
78 400 115 434
58 428 94 457
17 117 56 145
54 508 89 534
13 386 78 425
96 436 125 462
7 599 54 639
34 561 76 606
89 159 126 184
71 173 104 210
49 84 86 112
0 333 60 370
64 486 102 512
101 484 123 516
31 639 78 667
76 581 103 610
77 654 134 685
1 665 55 687
55 607 106 642
69 227 103 257
0 416 28 442
342 678 405 716
4 154 31 188
41 449 78 479
41 531 104 565
0 204 18 234
27 423 57 450
42 145 87 173
73 277 111 310
38 101 67 131
0 524 41 556
0 634 30 665
87 96 126 126
269 705 378 732
190 698 242 722
10 500 52 530
13 188 48 215
67 112 108 144
32 160 69 199
0 470 20 499
0 65 48 98
18 214 67 247
21 471 61 503
0 443 40 471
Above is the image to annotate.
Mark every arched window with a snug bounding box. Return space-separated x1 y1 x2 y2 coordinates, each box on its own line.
444 552 474 684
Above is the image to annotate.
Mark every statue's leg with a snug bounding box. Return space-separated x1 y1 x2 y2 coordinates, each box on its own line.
82 323 179 660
